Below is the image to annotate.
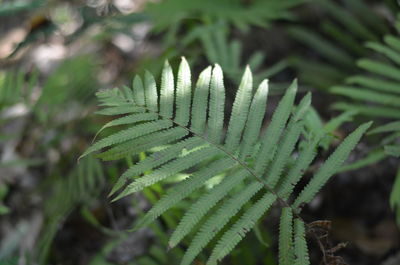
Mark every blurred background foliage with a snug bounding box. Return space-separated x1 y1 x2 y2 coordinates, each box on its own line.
0 0 399 265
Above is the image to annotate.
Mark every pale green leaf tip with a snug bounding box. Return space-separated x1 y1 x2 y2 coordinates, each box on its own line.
108 185 120 197
288 78 298 94
180 56 189 67
362 121 373 129
213 63 222 71
202 65 212 73
168 241 176 249
77 155 84 163
145 70 157 82
260 79 269 85
78 152 88 162
304 92 312 104
110 190 128 202
256 80 269 97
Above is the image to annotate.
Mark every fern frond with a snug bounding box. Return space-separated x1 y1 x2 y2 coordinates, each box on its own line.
225 66 253 151
96 88 127 106
347 76 400 94
94 113 159 139
278 136 319 200
279 207 294 265
84 57 369 264
169 169 248 249
293 219 310 265
357 59 400 81
288 26 353 67
175 57 191 125
80 120 173 159
95 104 145 116
160 61 174 118
144 71 159 112
320 0 376 41
109 137 204 196
331 86 400 107
133 75 145 106
366 41 400 65
191 66 212 134
180 176 261 265
254 80 297 173
134 158 236 230
288 0 390 90
368 121 400 135
385 35 400 51
208 64 225 143
114 146 222 200
330 29 400 202
385 145 400 157
97 127 188 161
266 121 303 188
206 193 277 265
265 93 311 189
293 122 372 209
239 79 269 159
333 102 400 119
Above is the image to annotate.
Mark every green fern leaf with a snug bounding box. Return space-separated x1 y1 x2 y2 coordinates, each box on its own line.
144 71 159 112
191 66 212 134
333 102 400 119
95 104 145 116
385 35 400 51
331 86 400 107
109 137 204 196
94 113 159 140
357 59 400 81
293 219 310 265
239 79 269 159
266 121 303 187
206 193 277 265
293 122 372 209
366 41 400 65
278 137 319 200
279 207 294 265
97 127 188 161
134 158 236 230
224 66 253 151
133 75 145 106
83 58 369 264
169 169 248 249
114 146 222 200
175 57 192 125
254 80 297 173
80 120 172 159
160 61 174 118
208 64 225 143
346 76 400 94
182 181 265 265
368 121 400 135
